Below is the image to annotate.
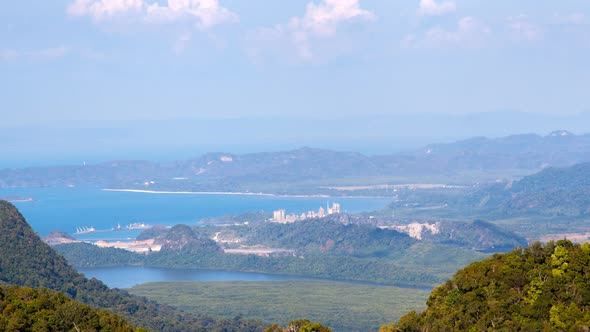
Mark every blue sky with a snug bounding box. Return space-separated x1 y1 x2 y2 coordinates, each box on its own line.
1 0 589 127
1 0 590 166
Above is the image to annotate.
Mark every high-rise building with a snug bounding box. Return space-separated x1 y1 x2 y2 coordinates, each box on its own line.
273 209 286 221
331 202 340 214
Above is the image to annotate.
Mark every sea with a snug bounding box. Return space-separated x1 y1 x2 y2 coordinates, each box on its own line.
1 186 391 239
1 186 392 286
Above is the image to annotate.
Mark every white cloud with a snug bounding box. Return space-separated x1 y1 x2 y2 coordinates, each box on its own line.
293 0 376 37
67 0 144 21
248 0 376 62
67 0 237 29
403 16 491 49
507 15 541 41
417 0 456 17
145 0 237 29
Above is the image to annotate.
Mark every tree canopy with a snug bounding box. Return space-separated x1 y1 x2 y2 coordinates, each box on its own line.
0 285 142 332
381 240 590 331
0 200 264 331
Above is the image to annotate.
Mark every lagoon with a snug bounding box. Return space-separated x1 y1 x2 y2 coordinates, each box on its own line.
2 186 392 288
78 266 316 288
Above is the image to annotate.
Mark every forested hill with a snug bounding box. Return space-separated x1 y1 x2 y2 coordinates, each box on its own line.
0 200 264 332
0 285 140 331
464 162 590 216
2 131 590 189
243 217 416 257
380 241 590 331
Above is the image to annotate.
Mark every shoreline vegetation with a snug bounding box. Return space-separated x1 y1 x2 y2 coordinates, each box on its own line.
129 280 430 332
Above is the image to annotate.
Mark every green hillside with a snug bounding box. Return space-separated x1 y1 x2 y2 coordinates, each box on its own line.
241 217 416 258
0 200 264 331
55 216 491 288
0 285 140 331
465 162 590 217
381 240 590 331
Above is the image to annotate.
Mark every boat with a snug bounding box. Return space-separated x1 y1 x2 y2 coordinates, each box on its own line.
74 226 96 234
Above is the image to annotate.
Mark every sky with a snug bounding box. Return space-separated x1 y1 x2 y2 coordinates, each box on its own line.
1 0 590 164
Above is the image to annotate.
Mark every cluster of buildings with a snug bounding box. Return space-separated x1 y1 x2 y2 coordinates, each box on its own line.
272 202 341 223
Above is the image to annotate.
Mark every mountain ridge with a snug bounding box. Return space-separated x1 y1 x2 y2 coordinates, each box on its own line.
2 131 590 190
463 162 590 217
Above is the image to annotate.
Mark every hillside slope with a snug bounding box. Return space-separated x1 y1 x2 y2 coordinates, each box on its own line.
465 162 590 216
380 240 590 331
0 285 140 331
0 200 264 332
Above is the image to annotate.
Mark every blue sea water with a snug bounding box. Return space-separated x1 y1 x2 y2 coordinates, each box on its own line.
1 187 392 286
0 187 391 240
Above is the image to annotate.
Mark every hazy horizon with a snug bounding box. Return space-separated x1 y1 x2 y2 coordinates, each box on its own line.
2 0 590 167
2 110 590 168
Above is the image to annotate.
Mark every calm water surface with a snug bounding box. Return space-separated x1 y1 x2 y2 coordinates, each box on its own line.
1 187 393 287
78 267 316 288
1 187 391 239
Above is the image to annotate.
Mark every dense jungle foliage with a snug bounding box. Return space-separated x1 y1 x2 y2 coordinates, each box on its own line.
380 240 590 331
0 285 141 331
0 201 265 332
240 218 416 257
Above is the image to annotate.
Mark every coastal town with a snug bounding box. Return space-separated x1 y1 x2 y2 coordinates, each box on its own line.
44 202 343 256
272 202 341 223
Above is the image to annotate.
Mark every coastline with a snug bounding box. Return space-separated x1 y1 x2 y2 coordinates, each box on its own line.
102 188 331 198
102 188 393 199
1 197 34 203
7 198 34 203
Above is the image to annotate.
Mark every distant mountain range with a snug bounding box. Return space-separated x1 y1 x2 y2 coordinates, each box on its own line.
4 111 590 166
1 130 590 190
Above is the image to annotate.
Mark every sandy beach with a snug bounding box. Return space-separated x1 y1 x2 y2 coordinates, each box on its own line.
102 188 331 198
